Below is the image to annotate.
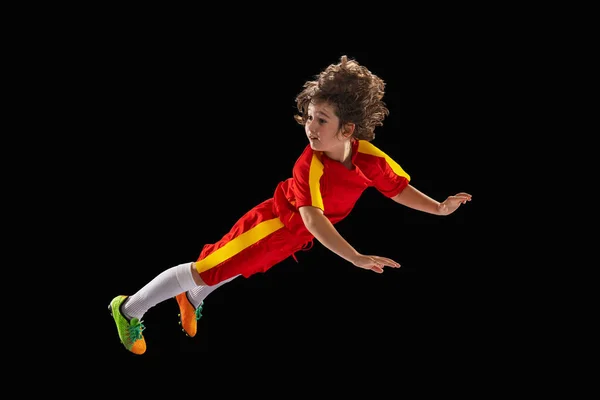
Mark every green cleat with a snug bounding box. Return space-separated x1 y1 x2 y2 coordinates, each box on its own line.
108 295 147 355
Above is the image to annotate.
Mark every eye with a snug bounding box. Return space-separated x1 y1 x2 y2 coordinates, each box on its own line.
306 115 327 124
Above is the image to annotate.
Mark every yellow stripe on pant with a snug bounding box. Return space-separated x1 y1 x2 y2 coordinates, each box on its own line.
194 217 285 274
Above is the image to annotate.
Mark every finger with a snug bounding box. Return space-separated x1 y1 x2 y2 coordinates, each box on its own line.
384 261 401 268
371 265 384 273
377 257 401 267
367 259 385 273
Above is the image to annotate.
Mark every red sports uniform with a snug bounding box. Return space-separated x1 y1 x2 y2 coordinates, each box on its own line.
197 139 411 286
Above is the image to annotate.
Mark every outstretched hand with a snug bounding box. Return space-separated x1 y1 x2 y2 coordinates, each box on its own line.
438 192 472 216
352 254 401 274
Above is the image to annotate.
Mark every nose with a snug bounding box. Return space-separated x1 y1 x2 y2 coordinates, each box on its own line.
307 118 318 133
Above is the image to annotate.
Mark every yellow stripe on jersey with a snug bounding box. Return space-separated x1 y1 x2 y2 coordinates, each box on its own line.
194 217 284 274
357 141 411 180
309 153 325 210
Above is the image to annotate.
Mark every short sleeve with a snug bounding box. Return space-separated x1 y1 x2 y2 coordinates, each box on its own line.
292 146 325 211
357 141 410 198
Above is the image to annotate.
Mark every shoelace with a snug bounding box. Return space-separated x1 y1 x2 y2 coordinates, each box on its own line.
195 302 204 320
128 320 146 341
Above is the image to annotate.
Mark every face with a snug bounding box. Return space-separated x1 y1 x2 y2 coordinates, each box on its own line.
305 102 347 152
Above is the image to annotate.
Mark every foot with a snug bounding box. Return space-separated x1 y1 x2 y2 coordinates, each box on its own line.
108 295 147 354
175 292 203 337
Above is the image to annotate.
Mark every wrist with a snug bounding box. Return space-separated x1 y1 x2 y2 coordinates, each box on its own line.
437 202 448 216
344 250 361 264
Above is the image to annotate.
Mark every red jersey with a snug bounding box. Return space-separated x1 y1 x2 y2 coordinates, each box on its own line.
197 139 411 284
273 139 410 233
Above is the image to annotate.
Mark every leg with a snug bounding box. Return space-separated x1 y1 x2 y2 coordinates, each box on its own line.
174 200 312 339
196 199 313 286
176 272 240 337
108 261 199 354
191 263 206 285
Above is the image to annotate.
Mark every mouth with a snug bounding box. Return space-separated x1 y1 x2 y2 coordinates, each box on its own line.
309 136 319 141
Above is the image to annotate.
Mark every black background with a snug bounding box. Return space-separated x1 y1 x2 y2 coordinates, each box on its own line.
85 23 506 373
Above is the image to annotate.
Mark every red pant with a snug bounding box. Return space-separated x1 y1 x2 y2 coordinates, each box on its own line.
197 199 313 286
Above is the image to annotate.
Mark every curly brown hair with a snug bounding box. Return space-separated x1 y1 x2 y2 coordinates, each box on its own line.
294 55 389 141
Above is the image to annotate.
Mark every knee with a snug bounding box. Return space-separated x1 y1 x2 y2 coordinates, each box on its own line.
190 262 206 286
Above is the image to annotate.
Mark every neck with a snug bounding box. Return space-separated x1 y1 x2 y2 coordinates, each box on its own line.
325 140 353 166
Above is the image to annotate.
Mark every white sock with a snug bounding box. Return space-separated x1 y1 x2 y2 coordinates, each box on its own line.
122 262 197 321
186 274 240 309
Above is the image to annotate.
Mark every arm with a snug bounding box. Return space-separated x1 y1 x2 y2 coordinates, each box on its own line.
391 185 472 216
298 205 400 273
298 205 360 263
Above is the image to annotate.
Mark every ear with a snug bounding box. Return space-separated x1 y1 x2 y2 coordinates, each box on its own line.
342 123 355 138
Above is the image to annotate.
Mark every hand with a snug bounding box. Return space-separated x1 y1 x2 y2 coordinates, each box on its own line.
351 254 401 274
438 192 472 216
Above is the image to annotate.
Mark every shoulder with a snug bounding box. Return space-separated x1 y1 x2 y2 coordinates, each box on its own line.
354 140 388 169
355 140 387 158
355 140 410 180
